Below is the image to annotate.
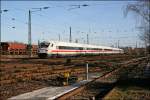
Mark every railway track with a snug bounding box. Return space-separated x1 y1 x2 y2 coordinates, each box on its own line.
0 55 147 99
0 66 102 85
56 57 147 100
1 57 119 85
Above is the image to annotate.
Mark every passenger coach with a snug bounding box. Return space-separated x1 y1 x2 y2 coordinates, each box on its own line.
38 41 123 58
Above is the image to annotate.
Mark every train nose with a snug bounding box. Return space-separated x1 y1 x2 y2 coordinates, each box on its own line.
38 53 48 58
39 49 48 53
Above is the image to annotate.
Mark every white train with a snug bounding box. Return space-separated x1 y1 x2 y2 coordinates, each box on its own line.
38 41 124 58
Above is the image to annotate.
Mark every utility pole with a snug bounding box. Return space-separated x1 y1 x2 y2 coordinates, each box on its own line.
88 28 91 44
27 7 49 58
86 62 89 80
0 9 2 58
115 42 117 48
58 34 60 41
69 26 72 43
0 9 8 59
117 40 120 48
135 41 137 48
75 39 78 43
28 10 32 57
145 41 147 55
42 32 44 40
87 34 89 44
38 40 40 48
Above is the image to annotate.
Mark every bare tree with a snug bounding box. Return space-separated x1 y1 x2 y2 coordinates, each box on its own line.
124 0 150 54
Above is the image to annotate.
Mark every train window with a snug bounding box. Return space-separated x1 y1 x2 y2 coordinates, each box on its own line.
58 46 83 50
98 48 102 50
95 48 98 50
79 47 83 50
87 48 98 50
104 49 112 51
58 46 65 49
51 44 53 47
56 46 59 49
40 42 50 48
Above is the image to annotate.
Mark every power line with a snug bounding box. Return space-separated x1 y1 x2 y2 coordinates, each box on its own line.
3 11 59 32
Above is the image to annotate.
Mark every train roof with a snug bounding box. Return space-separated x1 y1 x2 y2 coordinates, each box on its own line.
42 40 122 50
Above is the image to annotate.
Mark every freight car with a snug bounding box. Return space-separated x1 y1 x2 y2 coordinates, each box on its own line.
38 41 124 58
1 42 38 55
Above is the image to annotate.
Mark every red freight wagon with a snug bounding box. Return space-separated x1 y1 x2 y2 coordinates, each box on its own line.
8 42 26 50
1 42 38 55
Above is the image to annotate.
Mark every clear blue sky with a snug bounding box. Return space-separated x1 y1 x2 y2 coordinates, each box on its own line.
1 1 143 47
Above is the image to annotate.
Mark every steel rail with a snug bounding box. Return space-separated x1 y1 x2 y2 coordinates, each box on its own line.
56 57 147 100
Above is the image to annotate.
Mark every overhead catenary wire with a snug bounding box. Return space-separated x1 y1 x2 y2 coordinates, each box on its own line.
3 9 64 33
11 7 137 34
2 3 141 47
11 8 68 32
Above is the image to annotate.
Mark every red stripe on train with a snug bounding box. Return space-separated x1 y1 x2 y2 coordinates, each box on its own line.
50 49 111 52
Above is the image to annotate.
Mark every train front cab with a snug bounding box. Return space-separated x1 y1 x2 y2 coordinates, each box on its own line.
38 41 50 58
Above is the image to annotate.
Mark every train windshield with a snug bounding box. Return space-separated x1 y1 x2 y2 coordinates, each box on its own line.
39 41 50 48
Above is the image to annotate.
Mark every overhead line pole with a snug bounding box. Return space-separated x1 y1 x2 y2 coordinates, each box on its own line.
0 9 1 59
69 26 72 43
0 9 9 59
27 7 49 58
59 34 60 41
117 40 120 48
68 4 89 43
28 10 32 57
87 34 89 44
